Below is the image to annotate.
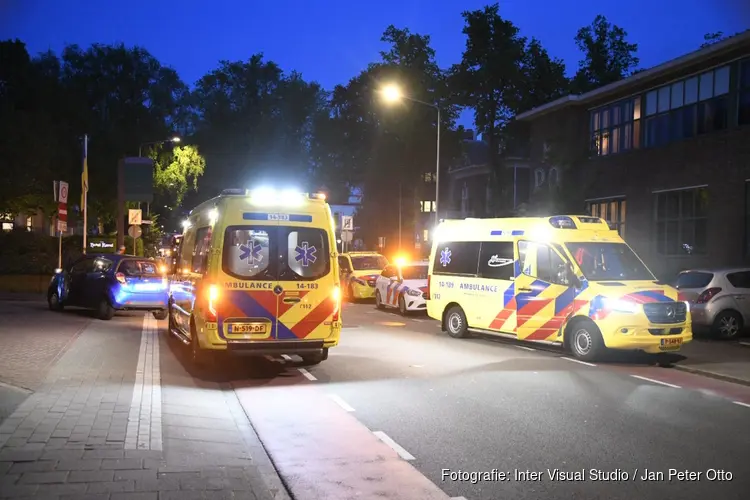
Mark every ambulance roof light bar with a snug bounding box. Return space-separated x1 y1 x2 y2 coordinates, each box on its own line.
548 215 577 229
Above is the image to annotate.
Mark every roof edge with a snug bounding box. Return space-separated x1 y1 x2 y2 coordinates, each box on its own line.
516 29 750 122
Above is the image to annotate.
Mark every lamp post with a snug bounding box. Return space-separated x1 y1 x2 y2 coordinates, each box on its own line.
138 136 180 157
379 84 441 233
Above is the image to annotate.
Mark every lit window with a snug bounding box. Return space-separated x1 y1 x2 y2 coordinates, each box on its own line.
2 222 12 232
420 201 435 213
423 229 429 241
26 217 32 231
586 198 626 237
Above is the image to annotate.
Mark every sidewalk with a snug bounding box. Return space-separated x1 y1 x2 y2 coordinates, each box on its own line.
675 338 750 386
0 312 290 499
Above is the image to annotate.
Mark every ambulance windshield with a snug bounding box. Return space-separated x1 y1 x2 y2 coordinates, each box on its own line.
565 242 654 281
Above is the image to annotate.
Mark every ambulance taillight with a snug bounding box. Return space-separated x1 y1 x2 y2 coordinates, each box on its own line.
207 284 220 321
332 286 341 321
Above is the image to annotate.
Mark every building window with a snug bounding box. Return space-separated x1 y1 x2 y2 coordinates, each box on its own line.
423 229 429 242
590 97 641 156
420 200 435 213
587 198 626 237
739 58 750 126
644 65 730 148
654 187 708 256
422 172 435 183
548 167 560 190
533 168 545 189
26 216 33 231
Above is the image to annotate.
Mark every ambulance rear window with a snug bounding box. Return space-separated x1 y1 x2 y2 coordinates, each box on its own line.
282 228 329 281
223 227 273 280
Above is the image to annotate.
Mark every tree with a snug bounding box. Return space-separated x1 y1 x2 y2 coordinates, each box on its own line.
151 144 206 210
571 15 639 94
191 55 326 200
451 4 526 155
515 38 569 113
700 31 742 48
60 43 188 225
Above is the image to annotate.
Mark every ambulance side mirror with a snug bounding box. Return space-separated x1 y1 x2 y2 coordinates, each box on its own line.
566 264 582 289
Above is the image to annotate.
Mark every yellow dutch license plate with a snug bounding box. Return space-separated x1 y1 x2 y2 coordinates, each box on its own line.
228 323 268 334
659 337 683 350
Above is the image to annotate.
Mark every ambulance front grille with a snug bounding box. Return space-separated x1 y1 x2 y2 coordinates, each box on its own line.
643 302 687 324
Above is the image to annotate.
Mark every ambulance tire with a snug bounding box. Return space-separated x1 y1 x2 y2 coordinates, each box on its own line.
567 319 604 362
445 306 469 339
300 349 326 366
153 309 168 320
98 299 115 321
375 291 385 310
190 321 214 369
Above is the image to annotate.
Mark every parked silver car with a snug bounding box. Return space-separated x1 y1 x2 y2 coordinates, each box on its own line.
674 268 750 339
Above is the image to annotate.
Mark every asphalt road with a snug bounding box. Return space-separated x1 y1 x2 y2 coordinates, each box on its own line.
242 302 750 500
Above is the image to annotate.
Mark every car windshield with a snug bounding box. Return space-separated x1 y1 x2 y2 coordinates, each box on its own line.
401 265 428 280
351 255 387 270
565 242 654 281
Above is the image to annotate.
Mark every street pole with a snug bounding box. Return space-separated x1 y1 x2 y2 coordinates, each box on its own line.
398 182 402 251
58 230 62 268
83 134 88 254
435 106 441 231
513 163 517 211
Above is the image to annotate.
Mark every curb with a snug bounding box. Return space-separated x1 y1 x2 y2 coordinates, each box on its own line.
673 364 750 387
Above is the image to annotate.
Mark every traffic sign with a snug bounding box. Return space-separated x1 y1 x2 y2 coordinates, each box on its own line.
58 204 67 222
128 209 142 225
341 230 353 243
58 181 69 204
128 225 142 239
341 215 353 231
57 220 67 232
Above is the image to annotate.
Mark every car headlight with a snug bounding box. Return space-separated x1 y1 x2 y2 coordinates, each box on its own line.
407 289 422 297
603 297 639 314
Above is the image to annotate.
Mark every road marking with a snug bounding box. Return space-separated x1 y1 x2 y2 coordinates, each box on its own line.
410 364 424 368
281 354 293 361
373 431 415 460
733 401 750 408
412 318 425 323
739 342 750 347
126 313 162 451
451 497 469 500
328 394 355 412
298 368 317 381
378 321 406 327
561 357 596 367
631 374 680 389
515 345 536 351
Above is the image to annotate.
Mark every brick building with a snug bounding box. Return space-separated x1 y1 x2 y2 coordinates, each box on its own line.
517 31 750 279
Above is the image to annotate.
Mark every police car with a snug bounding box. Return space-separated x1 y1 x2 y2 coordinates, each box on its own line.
375 259 429 315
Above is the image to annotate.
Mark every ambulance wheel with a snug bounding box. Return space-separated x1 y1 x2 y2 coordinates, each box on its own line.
48 291 63 311
190 322 214 368
445 306 468 339
398 295 408 315
568 319 604 362
300 349 326 366
153 309 168 320
98 299 115 321
375 290 385 310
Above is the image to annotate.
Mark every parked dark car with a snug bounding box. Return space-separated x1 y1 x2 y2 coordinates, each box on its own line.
48 254 169 320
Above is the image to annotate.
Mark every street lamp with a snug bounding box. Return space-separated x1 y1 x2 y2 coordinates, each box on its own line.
378 84 441 231
138 136 180 157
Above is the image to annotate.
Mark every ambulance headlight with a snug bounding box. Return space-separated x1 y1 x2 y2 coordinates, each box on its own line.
603 297 639 314
407 289 422 297
279 189 304 207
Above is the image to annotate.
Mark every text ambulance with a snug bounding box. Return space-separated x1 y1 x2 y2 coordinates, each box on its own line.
426 215 692 361
168 188 342 367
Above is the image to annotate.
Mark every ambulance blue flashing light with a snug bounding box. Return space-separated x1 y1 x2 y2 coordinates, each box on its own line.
490 229 525 236
548 216 577 229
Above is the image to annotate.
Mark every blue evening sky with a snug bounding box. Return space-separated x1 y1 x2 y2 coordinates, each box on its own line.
2 0 746 128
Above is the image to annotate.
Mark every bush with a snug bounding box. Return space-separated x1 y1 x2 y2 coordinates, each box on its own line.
0 230 84 274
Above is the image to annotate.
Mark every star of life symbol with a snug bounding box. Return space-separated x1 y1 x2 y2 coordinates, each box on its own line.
440 247 451 267
239 240 263 264
295 241 317 267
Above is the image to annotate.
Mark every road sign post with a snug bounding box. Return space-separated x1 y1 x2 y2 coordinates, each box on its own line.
341 215 354 232
56 181 69 268
128 224 142 255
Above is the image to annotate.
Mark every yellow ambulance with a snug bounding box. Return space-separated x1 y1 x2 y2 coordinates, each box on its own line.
168 188 342 367
426 215 692 361
338 251 389 300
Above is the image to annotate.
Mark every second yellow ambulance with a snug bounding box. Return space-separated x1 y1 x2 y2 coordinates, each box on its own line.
426 215 692 361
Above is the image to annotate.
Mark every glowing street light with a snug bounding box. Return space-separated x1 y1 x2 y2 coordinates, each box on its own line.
378 83 441 230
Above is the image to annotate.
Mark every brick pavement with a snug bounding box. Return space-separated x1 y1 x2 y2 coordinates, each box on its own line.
0 312 291 500
0 300 91 392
